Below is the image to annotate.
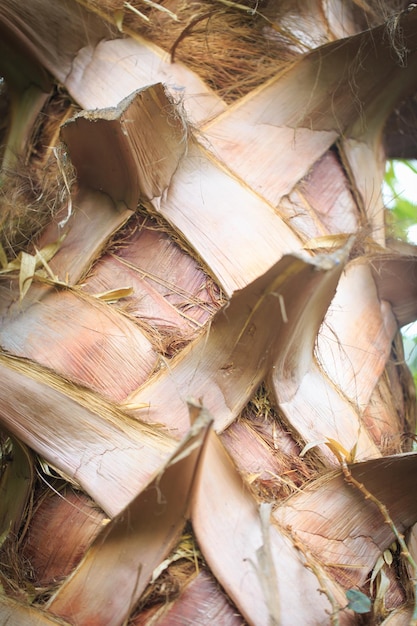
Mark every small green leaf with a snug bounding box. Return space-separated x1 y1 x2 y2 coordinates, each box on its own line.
384 161 396 189
346 589 371 614
403 160 417 176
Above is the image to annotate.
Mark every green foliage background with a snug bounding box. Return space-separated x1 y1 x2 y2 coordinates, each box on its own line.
384 160 417 386
385 160 417 240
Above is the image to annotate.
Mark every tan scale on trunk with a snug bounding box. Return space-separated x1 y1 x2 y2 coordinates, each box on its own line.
1 1 417 625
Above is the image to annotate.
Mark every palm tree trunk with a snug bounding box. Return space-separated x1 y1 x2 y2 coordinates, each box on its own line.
1 1 417 624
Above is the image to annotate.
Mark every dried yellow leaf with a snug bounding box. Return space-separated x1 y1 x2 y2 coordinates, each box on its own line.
383 549 393 566
324 438 351 464
374 568 390 610
304 234 352 251
34 235 65 268
93 287 134 302
122 401 150 411
299 439 325 457
19 252 36 301
370 554 385 593
0 254 21 273
0 236 65 294
0 243 8 270
113 9 124 31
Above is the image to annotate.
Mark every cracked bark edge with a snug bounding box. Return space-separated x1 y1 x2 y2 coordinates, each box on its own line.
46 404 212 626
60 83 188 208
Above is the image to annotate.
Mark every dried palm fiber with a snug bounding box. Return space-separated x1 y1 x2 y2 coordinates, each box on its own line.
14 487 107 588
80 213 224 356
129 569 246 626
78 0 412 102
0 91 76 255
221 390 317 501
81 0 299 102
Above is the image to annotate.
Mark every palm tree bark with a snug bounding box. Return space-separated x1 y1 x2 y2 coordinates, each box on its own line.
1 1 417 624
